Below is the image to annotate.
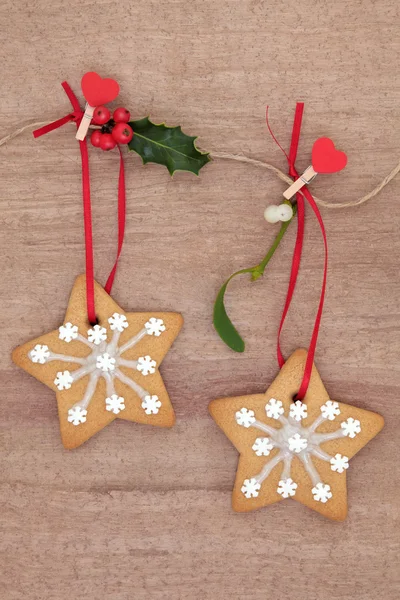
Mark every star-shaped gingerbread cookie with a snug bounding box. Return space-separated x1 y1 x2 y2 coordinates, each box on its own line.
209 349 384 521
12 275 183 449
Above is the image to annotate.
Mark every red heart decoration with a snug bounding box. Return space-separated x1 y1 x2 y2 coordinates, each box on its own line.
81 72 120 107
311 137 347 174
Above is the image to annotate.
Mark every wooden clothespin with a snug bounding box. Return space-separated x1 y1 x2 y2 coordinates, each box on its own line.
76 72 120 141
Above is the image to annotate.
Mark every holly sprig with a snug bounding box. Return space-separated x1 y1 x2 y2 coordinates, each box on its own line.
213 201 296 352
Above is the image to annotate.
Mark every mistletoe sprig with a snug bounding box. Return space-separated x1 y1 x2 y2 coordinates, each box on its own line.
213 201 296 352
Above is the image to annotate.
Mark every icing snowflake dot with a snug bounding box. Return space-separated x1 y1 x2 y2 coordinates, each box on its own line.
96 353 116 372
142 395 162 415
321 400 340 421
108 313 128 332
30 344 50 364
235 407 256 428
54 370 73 390
277 478 298 498
87 324 107 345
105 394 125 415
252 437 274 456
266 398 284 420
289 400 307 422
145 317 166 337
68 406 87 426
341 417 361 438
312 482 332 503
241 478 261 498
59 322 78 343
137 355 156 376
288 433 308 453
330 453 349 473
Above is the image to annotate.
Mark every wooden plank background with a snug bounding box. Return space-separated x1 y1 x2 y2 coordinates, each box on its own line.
0 1 399 598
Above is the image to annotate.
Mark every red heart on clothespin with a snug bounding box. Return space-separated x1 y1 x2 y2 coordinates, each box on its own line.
81 72 120 107
311 137 347 173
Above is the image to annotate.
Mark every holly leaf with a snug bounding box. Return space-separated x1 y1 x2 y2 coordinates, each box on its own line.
128 117 210 175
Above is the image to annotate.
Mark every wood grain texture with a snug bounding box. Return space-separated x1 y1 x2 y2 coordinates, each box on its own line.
0 0 399 598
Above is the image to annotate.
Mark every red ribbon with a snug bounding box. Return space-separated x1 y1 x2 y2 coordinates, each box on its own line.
34 82 126 324
267 103 328 401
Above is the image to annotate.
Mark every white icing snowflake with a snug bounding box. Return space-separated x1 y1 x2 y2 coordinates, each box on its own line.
87 324 107 345
67 406 87 426
137 355 156 376
59 322 78 343
241 478 261 498
288 433 308 453
145 317 166 337
321 400 341 421
330 453 349 473
54 370 73 390
252 437 274 456
266 398 285 420
142 395 162 415
277 478 298 498
108 313 128 332
312 482 333 503
30 344 50 364
341 417 361 438
236 397 361 503
236 407 256 428
29 313 166 425
105 394 125 415
289 400 307 422
96 352 116 372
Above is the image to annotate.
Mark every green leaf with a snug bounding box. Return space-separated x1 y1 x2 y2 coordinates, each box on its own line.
128 117 210 176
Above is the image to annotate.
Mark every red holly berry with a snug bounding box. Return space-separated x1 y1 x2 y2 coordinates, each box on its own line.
111 122 134 144
93 105 111 125
113 107 131 123
100 133 116 151
90 130 103 148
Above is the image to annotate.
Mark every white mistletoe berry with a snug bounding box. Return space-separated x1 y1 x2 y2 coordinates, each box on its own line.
289 400 307 422
108 312 128 332
265 398 284 420
288 433 308 453
96 353 116 372
137 355 157 376
330 453 349 473
252 437 274 456
312 482 332 503
277 478 298 498
30 344 50 364
235 407 256 428
341 417 361 438
145 317 166 337
241 478 261 499
67 406 87 426
321 400 340 421
54 370 73 390
87 324 107 345
105 394 125 414
58 322 79 343
142 395 162 415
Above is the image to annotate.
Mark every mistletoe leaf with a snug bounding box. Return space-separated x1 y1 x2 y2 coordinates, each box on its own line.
128 117 210 175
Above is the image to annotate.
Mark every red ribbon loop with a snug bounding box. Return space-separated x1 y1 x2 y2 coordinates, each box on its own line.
266 103 328 401
33 81 126 325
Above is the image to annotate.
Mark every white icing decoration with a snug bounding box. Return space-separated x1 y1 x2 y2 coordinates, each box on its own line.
312 482 333 503
237 398 360 503
141 395 162 415
28 315 165 425
289 400 307 421
330 453 349 473
235 407 256 428
136 355 157 376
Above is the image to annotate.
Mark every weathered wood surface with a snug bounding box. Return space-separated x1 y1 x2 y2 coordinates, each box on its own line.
0 0 399 598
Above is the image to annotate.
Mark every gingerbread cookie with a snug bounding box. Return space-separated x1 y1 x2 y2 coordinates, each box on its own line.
209 349 384 520
13 275 183 449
